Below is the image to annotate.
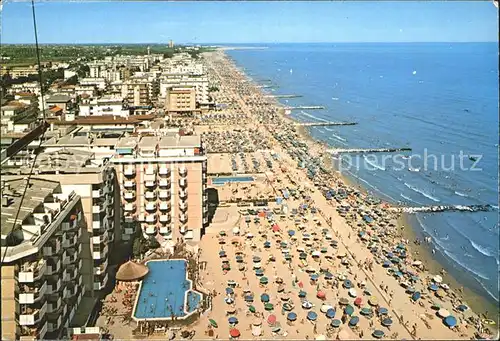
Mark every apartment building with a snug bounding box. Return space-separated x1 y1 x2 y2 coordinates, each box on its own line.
112 134 208 243
1 178 85 341
2 127 121 296
7 65 39 79
165 86 196 113
121 81 150 107
79 96 129 117
159 75 209 105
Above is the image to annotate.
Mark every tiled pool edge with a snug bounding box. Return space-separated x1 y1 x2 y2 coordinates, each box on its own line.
131 258 204 322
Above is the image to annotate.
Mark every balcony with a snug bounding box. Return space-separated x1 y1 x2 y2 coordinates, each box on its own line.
180 224 187 234
124 180 136 188
107 172 114 182
124 203 136 212
144 225 156 235
18 259 47 283
62 232 78 248
144 166 156 175
159 178 170 188
145 190 157 200
159 201 171 211
144 180 156 188
179 166 187 177
159 166 170 176
93 273 109 291
46 278 62 294
64 284 78 299
106 194 114 205
145 202 157 212
19 282 47 304
145 214 157 223
158 190 171 200
63 266 78 282
108 232 115 242
124 227 135 235
19 301 47 326
203 205 209 215
94 259 108 276
62 249 78 265
159 214 171 223
106 206 114 217
124 166 136 176
179 202 188 211
62 216 78 232
124 191 136 200
179 189 188 199
92 203 105 214
46 259 61 275
179 178 187 188
92 233 108 245
47 315 62 333
179 213 188 224
92 188 104 198
93 245 108 260
47 297 62 313
20 319 48 340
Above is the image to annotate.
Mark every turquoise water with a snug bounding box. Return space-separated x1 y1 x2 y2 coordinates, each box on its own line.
227 43 499 303
212 176 255 185
133 260 202 319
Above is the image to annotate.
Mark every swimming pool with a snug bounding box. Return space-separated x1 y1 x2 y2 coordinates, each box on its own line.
132 259 203 321
212 176 255 185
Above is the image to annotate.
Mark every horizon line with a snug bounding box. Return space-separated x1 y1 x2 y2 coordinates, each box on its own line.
1 41 497 45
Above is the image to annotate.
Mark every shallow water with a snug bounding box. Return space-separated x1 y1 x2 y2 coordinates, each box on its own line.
227 42 499 303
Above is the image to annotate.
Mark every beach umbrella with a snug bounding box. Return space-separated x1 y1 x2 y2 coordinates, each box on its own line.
260 294 270 302
321 247 328 253
288 230 296 236
228 317 238 325
301 301 313 309
238 264 245 271
255 268 264 276
253 256 261 263
287 312 297 321
252 318 262 326
229 328 240 338
348 288 357 297
248 305 256 313
343 280 353 289
320 304 332 313
260 277 269 284
381 318 393 327
267 314 277 325
443 315 457 328
299 252 307 260
253 262 262 269
298 290 307 298
264 303 274 311
349 316 359 326
312 250 321 258
209 319 218 328
219 231 226 236
307 311 318 321
331 319 341 328
360 307 372 316
457 304 469 312
372 330 385 339
264 241 271 248
245 295 254 302
225 297 234 304
219 251 227 257
406 287 416 294
316 290 326 300
225 287 234 295
438 309 450 318
326 308 336 318
344 305 354 316
433 275 443 283
368 296 378 306
411 291 421 301
324 272 333 280
284 254 292 261
283 302 293 311
382 261 391 268
339 298 349 305
310 274 320 281
435 289 446 298
235 255 243 263
377 307 388 315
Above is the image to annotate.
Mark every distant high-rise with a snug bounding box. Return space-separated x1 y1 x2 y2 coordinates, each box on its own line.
169 40 174 49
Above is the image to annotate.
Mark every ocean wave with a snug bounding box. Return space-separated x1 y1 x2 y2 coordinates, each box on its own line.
324 127 333 132
400 193 413 202
363 155 386 171
332 97 339 101
478 280 500 302
454 191 468 197
300 111 328 122
470 240 497 259
331 133 347 142
443 250 490 281
404 183 440 202
328 137 348 146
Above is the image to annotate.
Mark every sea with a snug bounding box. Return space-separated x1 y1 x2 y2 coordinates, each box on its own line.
226 43 499 305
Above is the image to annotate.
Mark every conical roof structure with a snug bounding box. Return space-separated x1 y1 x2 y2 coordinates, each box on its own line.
115 260 149 282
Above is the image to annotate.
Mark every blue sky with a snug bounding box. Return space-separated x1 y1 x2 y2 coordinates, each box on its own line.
2 1 498 44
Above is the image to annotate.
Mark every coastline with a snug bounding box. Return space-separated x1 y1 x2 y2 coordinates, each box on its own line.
224 51 499 323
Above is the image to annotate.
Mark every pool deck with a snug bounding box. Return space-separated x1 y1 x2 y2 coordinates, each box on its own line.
132 259 203 322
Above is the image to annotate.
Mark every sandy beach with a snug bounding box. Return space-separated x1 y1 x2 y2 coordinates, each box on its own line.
97 49 497 340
